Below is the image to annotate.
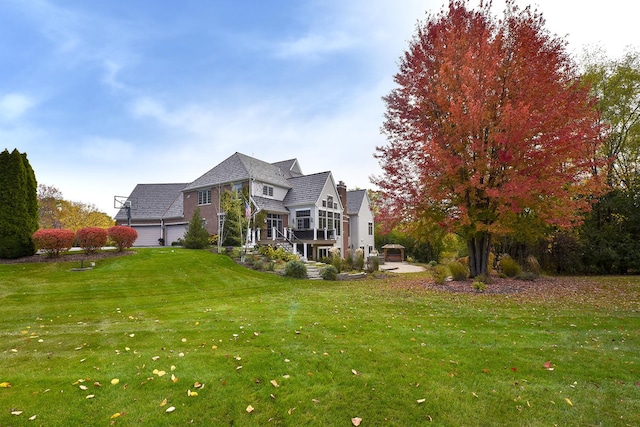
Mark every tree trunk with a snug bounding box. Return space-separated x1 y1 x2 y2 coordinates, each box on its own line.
467 231 492 278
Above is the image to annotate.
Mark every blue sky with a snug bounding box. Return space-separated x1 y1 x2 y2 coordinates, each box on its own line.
1 0 637 217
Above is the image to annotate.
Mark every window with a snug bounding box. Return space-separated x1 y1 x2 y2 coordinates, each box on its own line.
327 196 333 208
198 189 211 205
368 246 373 254
262 185 274 197
368 222 373 236
327 212 334 229
319 210 327 229
334 213 341 235
232 183 243 193
296 210 311 230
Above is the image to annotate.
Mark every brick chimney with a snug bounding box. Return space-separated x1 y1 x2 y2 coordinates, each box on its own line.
337 181 347 215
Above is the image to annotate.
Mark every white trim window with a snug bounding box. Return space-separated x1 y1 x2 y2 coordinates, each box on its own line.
368 222 373 235
198 189 211 205
262 185 274 197
296 209 311 230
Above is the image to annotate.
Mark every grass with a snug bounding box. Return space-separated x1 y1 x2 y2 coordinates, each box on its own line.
0 248 639 426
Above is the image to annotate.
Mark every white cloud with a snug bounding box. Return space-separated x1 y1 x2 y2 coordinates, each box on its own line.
0 93 35 121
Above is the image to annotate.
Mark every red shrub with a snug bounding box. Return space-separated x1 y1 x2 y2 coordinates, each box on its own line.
108 226 138 251
32 228 76 256
76 227 108 254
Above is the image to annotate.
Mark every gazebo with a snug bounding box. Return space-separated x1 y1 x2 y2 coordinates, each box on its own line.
382 244 405 262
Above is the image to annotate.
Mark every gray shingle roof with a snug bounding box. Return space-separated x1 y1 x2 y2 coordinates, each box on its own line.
183 152 291 191
346 189 367 215
114 183 187 221
253 195 288 214
283 171 331 206
272 158 303 178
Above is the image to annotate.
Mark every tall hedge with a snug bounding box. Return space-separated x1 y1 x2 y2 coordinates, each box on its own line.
0 149 38 258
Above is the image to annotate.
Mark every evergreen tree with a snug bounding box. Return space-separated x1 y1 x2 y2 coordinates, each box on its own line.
0 149 38 258
183 207 210 249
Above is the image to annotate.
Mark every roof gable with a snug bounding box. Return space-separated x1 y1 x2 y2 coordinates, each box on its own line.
272 158 303 178
183 152 291 191
283 171 332 206
346 189 367 215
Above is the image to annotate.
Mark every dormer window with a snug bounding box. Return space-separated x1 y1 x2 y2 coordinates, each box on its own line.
262 185 274 197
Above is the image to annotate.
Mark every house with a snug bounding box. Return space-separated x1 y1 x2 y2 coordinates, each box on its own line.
115 152 375 260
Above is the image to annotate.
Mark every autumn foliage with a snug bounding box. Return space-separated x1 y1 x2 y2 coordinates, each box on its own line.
108 226 138 252
374 0 607 276
76 227 108 254
32 228 76 256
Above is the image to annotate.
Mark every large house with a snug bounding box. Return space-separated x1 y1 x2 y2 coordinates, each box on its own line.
115 152 375 260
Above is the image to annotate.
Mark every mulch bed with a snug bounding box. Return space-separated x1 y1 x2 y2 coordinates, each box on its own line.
0 250 135 264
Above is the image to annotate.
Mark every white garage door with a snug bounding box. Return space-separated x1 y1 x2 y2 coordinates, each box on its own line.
165 224 187 246
133 225 161 246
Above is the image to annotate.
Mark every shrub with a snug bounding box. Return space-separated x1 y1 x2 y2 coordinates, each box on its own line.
354 248 365 270
516 271 538 281
76 227 108 254
367 256 380 273
284 260 307 278
448 261 468 281
108 226 138 252
433 264 449 285
32 228 75 256
499 255 522 278
524 255 541 276
321 265 339 280
472 280 487 291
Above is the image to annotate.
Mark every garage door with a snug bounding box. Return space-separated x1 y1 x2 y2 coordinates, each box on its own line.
133 225 161 246
165 224 187 246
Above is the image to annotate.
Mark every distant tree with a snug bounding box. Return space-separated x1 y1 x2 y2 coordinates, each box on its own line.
374 0 607 277
582 48 640 189
37 184 114 231
183 207 210 249
0 149 38 258
38 184 65 229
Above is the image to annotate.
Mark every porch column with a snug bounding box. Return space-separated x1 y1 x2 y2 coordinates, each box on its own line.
303 244 308 259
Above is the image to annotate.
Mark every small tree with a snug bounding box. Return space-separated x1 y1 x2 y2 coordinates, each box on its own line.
32 229 75 256
183 207 210 249
108 226 138 252
76 227 108 254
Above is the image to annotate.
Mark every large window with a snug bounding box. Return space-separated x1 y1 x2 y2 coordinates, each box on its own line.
327 212 334 229
319 210 327 229
296 210 311 230
334 213 341 235
198 189 211 205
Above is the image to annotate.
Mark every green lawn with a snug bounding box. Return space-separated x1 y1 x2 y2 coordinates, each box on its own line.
1 248 638 426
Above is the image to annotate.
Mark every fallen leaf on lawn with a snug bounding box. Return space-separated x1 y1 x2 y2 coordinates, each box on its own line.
187 389 198 397
171 374 178 383
156 370 166 377
94 382 101 387
351 369 360 376
194 382 203 389
288 407 296 415
170 365 176 371
159 398 167 407
152 356 160 361
236 366 243 370
564 397 573 406
86 394 95 399
472 392 478 398
270 380 279 388
110 378 120 385
153 369 159 375
543 361 553 370
312 398 320 404
212 345 218 350
417 398 426 404
29 415 37 421
11 411 23 416
246 405 254 413
0 382 12 388
166 406 175 413
110 413 121 419
79 385 88 390
352 417 362 426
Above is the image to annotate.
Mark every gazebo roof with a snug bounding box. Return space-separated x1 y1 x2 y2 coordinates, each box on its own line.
382 244 405 249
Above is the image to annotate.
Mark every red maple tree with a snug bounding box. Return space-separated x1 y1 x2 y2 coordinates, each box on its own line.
374 0 607 277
